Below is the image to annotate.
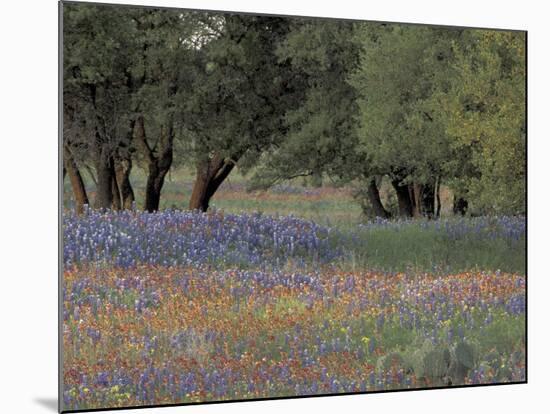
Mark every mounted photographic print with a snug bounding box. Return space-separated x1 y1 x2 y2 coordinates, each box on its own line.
60 1 527 412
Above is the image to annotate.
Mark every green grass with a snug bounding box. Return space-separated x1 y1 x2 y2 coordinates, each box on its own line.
334 224 525 274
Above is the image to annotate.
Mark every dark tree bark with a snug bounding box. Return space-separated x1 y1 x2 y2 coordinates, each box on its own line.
391 179 414 217
114 157 135 209
134 116 174 212
189 159 210 212
310 171 323 188
421 182 436 219
111 171 122 211
453 196 468 216
365 177 391 218
405 181 436 218
95 150 115 210
64 145 89 215
435 177 442 218
409 183 423 218
88 82 115 211
189 152 237 212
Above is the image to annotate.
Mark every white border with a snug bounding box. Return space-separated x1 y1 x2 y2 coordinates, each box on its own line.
1 1 547 413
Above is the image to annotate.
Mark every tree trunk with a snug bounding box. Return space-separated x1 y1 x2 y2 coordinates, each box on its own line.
453 196 468 216
391 179 413 217
143 161 170 212
406 181 436 218
85 164 98 187
64 145 89 215
310 171 323 188
134 116 174 213
421 182 436 219
95 153 114 210
115 157 135 209
111 172 122 210
189 153 237 212
189 160 210 212
366 177 391 218
435 177 442 219
409 183 423 218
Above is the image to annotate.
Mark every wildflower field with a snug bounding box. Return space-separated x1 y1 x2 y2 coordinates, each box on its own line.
62 187 526 410
60 4 526 410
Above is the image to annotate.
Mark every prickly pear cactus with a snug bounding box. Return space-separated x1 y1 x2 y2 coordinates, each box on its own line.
404 340 435 380
449 340 476 384
423 348 450 380
454 341 475 369
409 348 426 378
403 340 478 386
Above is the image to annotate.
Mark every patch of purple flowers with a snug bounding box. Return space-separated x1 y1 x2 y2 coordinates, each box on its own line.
63 208 343 269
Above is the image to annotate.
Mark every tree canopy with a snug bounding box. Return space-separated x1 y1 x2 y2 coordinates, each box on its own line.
63 3 526 218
